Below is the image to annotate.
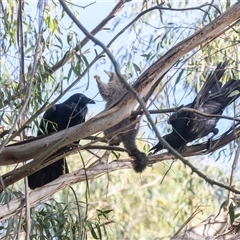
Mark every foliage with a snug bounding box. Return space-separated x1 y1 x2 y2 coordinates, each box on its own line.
0 159 227 239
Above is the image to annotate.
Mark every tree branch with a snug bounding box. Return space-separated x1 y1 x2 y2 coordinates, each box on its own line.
1 151 240 222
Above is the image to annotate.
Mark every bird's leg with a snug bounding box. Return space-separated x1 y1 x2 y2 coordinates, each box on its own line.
206 128 219 150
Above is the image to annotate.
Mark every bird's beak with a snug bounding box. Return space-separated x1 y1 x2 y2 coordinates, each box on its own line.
88 99 95 104
86 98 95 104
81 96 95 104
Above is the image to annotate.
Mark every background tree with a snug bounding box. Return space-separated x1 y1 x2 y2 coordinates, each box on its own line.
0 0 240 239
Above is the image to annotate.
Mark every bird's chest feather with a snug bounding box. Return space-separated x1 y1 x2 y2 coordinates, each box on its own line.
53 104 87 130
66 104 87 125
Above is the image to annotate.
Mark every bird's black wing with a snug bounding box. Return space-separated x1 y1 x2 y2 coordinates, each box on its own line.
28 94 94 189
28 104 81 189
191 61 227 109
38 105 57 135
185 79 240 142
168 62 227 136
149 131 187 153
168 103 192 136
28 104 70 190
182 62 227 141
28 158 69 190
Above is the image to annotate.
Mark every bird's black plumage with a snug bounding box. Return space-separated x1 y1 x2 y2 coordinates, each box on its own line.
150 62 240 154
28 93 95 189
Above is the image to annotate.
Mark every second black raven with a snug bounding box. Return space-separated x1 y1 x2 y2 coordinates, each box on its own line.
28 93 95 190
150 62 240 154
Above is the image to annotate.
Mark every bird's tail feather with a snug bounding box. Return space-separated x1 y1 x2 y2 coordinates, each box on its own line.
194 61 228 106
28 158 68 190
220 79 240 109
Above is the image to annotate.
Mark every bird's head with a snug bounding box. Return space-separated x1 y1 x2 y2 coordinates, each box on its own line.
64 93 95 106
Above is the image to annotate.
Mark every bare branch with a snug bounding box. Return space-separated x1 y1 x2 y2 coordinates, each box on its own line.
133 107 240 123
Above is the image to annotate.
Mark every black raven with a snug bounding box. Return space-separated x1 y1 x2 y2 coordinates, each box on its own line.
150 62 240 154
28 93 95 189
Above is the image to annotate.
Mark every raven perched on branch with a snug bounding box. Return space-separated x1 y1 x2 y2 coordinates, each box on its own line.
28 93 95 190
150 62 240 154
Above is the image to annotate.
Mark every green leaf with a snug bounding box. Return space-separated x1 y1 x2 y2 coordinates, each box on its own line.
67 33 73 46
229 90 240 97
229 202 235 225
133 63 141 73
55 34 63 48
24 46 34 55
85 220 99 239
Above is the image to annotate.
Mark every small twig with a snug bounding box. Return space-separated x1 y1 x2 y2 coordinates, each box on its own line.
49 1 128 74
17 207 24 240
160 160 175 184
179 107 240 122
69 185 82 239
173 205 203 238
24 163 30 240
174 153 240 194
64 0 96 9
0 126 31 139
132 107 240 123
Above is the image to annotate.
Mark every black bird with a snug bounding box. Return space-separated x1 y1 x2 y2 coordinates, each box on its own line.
150 62 240 154
28 93 95 189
